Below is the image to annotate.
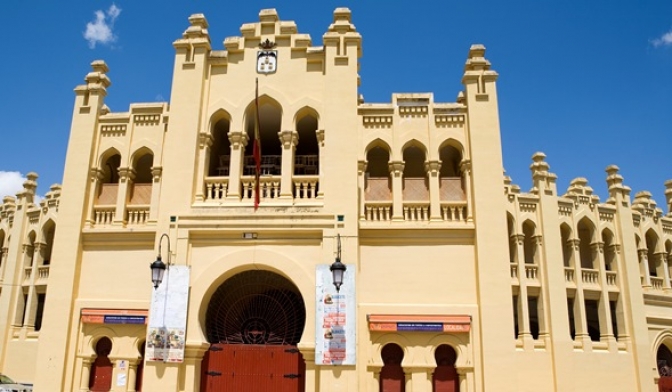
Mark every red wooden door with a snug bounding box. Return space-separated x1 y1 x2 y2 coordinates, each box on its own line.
380 365 405 392
433 365 459 392
90 338 113 392
201 344 305 392
660 377 672 392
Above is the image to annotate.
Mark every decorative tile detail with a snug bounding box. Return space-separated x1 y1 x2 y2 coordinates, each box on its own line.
362 116 392 127
133 114 161 126
101 125 127 136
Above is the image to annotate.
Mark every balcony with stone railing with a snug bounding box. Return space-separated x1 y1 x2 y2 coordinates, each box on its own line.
581 268 600 289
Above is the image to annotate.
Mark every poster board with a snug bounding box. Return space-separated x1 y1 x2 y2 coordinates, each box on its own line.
146 265 190 363
315 264 355 365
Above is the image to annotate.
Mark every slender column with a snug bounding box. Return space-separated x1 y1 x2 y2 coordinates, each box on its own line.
358 160 367 220
372 368 381 392
639 249 651 288
593 242 616 348
226 131 248 200
426 160 442 220
126 359 139 392
404 369 413 392
514 234 532 345
0 247 7 281
148 166 162 223
85 168 103 228
316 129 325 198
298 345 317 392
657 252 671 289
279 130 298 200
79 358 92 391
533 234 550 342
389 161 405 221
460 159 473 221
570 238 591 346
457 367 469 392
194 132 213 202
113 167 135 226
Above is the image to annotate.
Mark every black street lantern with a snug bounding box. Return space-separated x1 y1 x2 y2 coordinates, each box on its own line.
151 233 171 289
330 234 347 292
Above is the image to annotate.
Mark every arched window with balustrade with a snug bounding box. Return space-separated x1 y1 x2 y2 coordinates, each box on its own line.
97 150 121 207
577 218 596 269
402 142 428 220
208 111 232 177
561 223 573 268
646 229 661 279
602 229 616 271
438 143 464 201
294 107 319 176
364 142 392 220
244 96 282 176
522 220 537 265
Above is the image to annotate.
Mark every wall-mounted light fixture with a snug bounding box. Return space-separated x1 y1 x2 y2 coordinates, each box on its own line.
330 234 347 292
150 233 171 289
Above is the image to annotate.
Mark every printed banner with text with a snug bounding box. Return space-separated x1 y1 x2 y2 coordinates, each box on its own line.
146 265 190 363
315 264 355 365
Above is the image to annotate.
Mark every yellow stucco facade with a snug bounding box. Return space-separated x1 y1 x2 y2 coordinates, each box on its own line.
0 8 671 392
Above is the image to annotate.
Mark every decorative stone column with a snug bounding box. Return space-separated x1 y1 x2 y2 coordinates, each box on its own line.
226 131 248 201
389 161 405 221
665 179 672 217
194 131 213 202
148 166 162 223
298 344 317 392
114 167 135 226
316 129 325 198
570 238 591 346
657 252 671 290
460 159 473 221
183 342 209 392
85 168 104 228
358 160 367 220
639 249 652 288
593 242 616 348
456 367 471 392
514 234 532 346
425 160 442 221
279 129 299 201
79 358 93 391
126 359 140 392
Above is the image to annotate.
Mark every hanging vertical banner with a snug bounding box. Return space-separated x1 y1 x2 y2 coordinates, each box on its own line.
315 265 356 365
146 265 190 363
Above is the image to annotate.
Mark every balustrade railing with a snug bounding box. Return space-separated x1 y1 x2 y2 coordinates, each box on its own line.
564 267 575 283
651 277 664 290
606 271 618 287
364 202 392 221
581 268 600 285
205 177 229 201
525 264 539 281
37 266 49 283
293 176 319 200
510 263 518 279
126 205 150 225
241 176 280 201
440 202 467 222
403 203 430 221
93 206 115 226
24 267 32 283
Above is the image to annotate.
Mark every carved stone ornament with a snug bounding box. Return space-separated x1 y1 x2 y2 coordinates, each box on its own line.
257 39 277 74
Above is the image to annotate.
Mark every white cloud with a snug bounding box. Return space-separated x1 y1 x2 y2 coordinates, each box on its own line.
84 4 122 49
0 171 27 199
652 29 672 48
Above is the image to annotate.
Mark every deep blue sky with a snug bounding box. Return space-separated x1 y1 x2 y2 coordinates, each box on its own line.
1 1 670 207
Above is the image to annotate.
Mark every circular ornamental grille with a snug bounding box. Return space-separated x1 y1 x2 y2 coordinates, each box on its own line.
206 270 306 345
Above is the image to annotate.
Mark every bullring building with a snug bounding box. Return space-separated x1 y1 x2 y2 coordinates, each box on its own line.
0 8 671 392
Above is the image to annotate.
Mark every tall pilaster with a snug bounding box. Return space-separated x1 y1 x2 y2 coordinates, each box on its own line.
605 165 656 391
529 152 580 390
0 175 37 370
461 44 516 390
34 60 111 391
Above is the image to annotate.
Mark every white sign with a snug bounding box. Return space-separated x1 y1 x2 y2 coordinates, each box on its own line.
146 265 190 363
315 265 356 365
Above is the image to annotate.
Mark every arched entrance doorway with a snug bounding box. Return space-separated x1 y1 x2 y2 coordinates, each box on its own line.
658 344 672 392
201 270 306 392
